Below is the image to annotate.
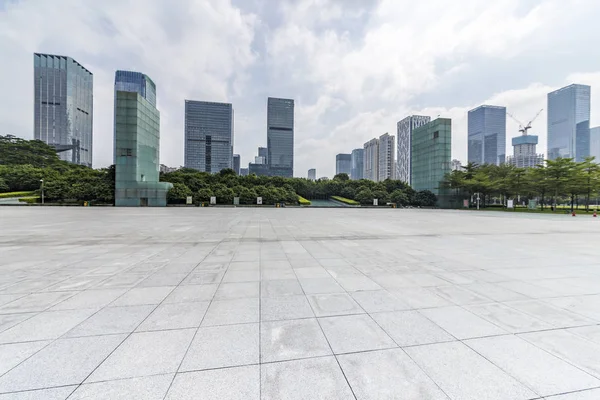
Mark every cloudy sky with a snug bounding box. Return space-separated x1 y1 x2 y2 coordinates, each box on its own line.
1 0 599 177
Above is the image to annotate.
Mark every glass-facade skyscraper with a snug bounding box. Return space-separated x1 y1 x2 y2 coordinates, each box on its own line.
335 153 352 176
397 115 431 184
351 148 364 180
378 133 395 181
34 53 93 167
411 118 451 195
233 154 241 175
590 127 600 163
267 97 294 177
467 105 506 165
547 84 591 162
307 168 316 181
184 100 234 173
114 88 172 207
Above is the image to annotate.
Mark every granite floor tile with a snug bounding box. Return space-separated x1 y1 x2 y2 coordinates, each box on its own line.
65 305 154 337
68 374 173 400
307 293 364 317
261 295 314 321
420 306 507 339
201 298 259 326
371 310 455 346
319 314 396 354
136 302 209 331
261 318 331 362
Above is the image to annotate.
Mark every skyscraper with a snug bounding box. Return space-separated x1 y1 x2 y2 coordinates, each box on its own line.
351 148 364 180
335 154 352 176
258 146 268 162
34 53 93 167
411 118 452 195
233 154 241 175
396 115 431 184
184 100 234 173
114 83 172 207
267 97 294 177
308 168 316 181
114 71 156 164
467 105 506 165
506 135 544 168
363 138 379 181
590 127 600 163
547 84 591 161
378 133 395 181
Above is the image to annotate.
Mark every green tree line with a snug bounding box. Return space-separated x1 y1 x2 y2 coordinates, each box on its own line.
445 157 600 211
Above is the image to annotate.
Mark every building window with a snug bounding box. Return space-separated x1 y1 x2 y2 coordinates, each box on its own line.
121 148 133 156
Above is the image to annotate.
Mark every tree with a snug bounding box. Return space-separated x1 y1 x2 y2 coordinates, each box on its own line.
333 173 350 181
0 135 61 168
355 188 374 205
578 157 600 212
0 177 8 193
372 190 390 204
545 158 577 208
415 190 437 207
214 187 235 204
196 188 213 203
167 183 192 204
390 189 409 206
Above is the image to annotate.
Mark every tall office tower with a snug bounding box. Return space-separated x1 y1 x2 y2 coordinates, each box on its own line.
114 84 172 207
351 148 364 180
335 153 352 176
240 168 249 176
233 154 241 175
184 100 234 173
451 159 462 171
378 133 395 181
114 70 156 164
547 84 591 161
467 105 506 165
267 97 294 177
254 156 266 164
506 134 544 168
363 138 379 181
396 115 431 184
34 53 93 167
590 127 600 163
411 118 451 195
258 146 268 163
308 168 316 181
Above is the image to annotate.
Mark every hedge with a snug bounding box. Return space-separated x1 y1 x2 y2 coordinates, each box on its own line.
298 195 311 205
18 196 40 204
0 191 35 199
331 196 360 205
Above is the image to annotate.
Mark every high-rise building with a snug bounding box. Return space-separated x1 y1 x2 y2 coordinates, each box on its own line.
335 153 352 176
547 84 591 161
590 127 600 163
255 156 266 165
114 71 156 164
240 168 249 176
114 88 172 207
363 138 379 181
467 105 506 165
451 159 462 171
184 100 234 173
351 148 364 180
411 118 451 195
233 154 241 175
506 135 544 168
267 97 294 177
396 115 431 184
378 133 395 181
308 168 316 181
34 53 93 167
248 162 270 176
258 146 268 163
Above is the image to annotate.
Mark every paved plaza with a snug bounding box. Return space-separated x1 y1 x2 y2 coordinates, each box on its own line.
1 207 600 399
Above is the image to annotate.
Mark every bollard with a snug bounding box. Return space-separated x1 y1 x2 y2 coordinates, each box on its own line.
594 211 597 218
572 211 576 217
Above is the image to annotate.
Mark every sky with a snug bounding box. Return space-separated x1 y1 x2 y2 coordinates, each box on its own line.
1 0 599 178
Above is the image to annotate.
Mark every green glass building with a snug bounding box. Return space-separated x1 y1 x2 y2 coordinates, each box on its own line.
114 89 172 206
411 118 451 196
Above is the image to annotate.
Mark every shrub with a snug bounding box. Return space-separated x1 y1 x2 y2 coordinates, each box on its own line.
298 195 311 205
355 189 374 205
331 196 359 205
18 196 40 204
167 183 193 204
0 191 35 199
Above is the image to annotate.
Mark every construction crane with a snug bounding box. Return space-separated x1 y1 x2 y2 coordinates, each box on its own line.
507 108 543 136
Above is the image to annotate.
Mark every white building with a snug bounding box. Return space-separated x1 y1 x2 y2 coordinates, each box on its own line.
378 133 395 181
506 134 544 168
363 138 379 181
307 168 316 181
451 159 462 171
396 115 431 184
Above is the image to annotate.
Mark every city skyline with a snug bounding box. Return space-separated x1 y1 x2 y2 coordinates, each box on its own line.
3 2 600 177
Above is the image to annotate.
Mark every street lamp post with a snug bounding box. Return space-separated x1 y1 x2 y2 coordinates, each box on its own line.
40 179 44 205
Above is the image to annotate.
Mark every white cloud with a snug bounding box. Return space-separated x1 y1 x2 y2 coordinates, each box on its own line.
0 0 599 178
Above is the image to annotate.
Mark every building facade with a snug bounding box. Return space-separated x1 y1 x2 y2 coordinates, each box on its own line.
363 138 379 181
411 118 451 195
267 97 294 177
248 163 270 176
258 147 268 162
351 148 364 180
378 133 395 181
184 100 233 173
114 90 172 206
547 84 591 162
233 154 240 174
590 127 600 163
34 53 93 167
240 168 249 176
507 135 544 168
468 105 506 166
451 159 462 171
254 156 266 164
308 168 316 181
396 115 431 184
335 153 352 176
